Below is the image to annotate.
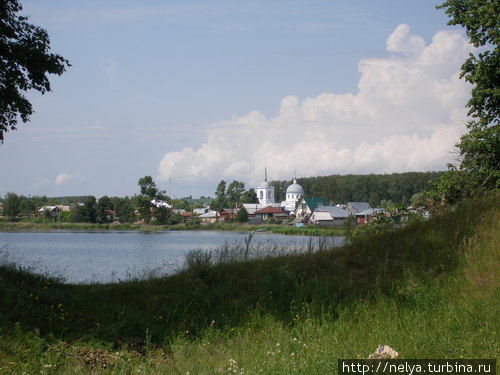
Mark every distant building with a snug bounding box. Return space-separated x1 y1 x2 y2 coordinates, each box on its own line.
310 206 350 226
280 178 304 212
193 207 210 215
151 199 172 209
256 167 276 206
295 197 329 218
198 210 220 224
355 208 387 225
220 208 238 221
37 205 70 219
345 202 372 215
254 206 287 220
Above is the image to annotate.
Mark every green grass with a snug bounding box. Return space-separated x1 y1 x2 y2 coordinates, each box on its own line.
0 218 348 236
0 192 498 374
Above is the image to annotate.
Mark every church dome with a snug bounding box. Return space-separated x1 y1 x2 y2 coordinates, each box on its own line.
286 179 304 194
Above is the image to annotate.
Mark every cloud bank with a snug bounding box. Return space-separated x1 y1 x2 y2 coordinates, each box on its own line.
158 25 472 187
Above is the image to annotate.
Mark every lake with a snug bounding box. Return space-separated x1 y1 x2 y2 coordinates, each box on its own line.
0 230 345 284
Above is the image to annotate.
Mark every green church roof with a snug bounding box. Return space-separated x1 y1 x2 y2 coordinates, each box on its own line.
303 197 328 211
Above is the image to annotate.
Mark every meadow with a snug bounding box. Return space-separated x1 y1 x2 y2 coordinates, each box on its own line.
0 192 498 374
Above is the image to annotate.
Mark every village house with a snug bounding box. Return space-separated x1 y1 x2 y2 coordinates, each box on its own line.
181 212 193 222
193 207 210 215
254 206 287 221
345 201 372 215
220 208 238 221
295 197 328 218
310 206 350 226
355 208 388 225
197 210 220 224
37 205 71 219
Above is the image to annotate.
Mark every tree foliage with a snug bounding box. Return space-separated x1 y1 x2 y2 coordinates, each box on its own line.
96 196 113 223
226 180 245 206
3 192 20 218
236 207 249 223
275 172 442 206
210 180 227 211
434 0 499 202
240 188 258 204
0 0 70 142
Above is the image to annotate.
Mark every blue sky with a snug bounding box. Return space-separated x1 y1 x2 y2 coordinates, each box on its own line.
0 0 469 198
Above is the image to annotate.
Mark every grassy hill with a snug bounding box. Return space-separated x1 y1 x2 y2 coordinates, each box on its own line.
0 192 498 374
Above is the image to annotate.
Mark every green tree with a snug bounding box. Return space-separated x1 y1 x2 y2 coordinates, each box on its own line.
97 196 113 223
210 180 227 211
3 192 20 219
138 176 161 198
435 0 499 202
236 207 249 223
19 195 35 217
114 198 135 223
241 188 258 204
226 180 245 206
0 0 70 142
137 176 169 223
81 196 97 223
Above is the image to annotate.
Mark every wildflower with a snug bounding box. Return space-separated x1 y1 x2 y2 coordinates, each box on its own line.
290 352 295 357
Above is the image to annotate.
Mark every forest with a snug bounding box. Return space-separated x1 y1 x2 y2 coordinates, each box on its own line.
271 171 444 207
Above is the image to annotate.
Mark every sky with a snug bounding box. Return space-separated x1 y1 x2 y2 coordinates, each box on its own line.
0 0 472 198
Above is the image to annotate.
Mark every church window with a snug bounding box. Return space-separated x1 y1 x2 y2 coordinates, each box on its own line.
260 191 263 199
268 191 271 199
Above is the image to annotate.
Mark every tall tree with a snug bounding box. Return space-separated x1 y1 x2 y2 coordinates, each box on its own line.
138 176 160 198
241 188 259 204
81 196 97 223
3 192 20 219
114 198 135 223
435 0 499 202
0 0 70 142
210 180 227 211
97 196 113 223
226 180 245 206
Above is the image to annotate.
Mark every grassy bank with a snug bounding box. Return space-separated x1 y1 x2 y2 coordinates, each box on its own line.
0 192 498 374
0 218 348 236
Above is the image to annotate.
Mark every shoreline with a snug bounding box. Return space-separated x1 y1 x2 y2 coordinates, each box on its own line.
0 220 349 237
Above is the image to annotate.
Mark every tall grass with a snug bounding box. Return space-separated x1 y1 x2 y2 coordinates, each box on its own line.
0 192 498 374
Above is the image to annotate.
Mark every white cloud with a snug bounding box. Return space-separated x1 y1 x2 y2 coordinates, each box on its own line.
54 173 77 186
158 24 472 187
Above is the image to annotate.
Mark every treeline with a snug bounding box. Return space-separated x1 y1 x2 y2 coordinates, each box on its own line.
0 176 207 225
271 171 444 207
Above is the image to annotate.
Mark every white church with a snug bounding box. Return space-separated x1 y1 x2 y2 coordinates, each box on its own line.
242 168 304 215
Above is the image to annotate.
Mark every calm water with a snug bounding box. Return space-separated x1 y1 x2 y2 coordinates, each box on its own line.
0 230 344 284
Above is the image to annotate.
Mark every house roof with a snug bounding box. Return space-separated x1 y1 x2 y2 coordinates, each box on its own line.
38 206 58 212
221 208 238 214
241 203 264 214
255 206 283 214
302 198 328 211
356 208 386 216
198 210 219 218
311 211 333 221
346 201 372 214
315 205 350 218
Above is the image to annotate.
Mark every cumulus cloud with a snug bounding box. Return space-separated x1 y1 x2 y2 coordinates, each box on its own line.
158 24 472 187
54 173 76 186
